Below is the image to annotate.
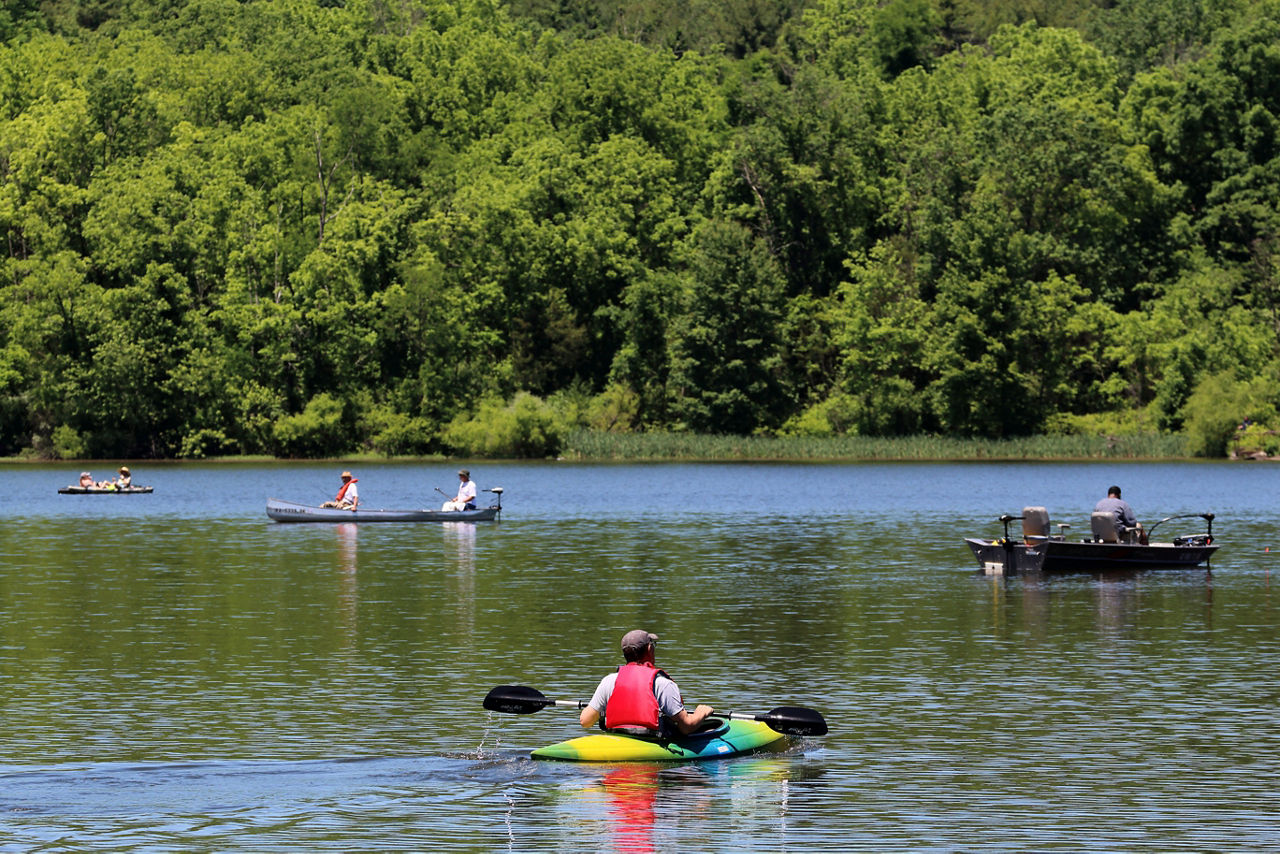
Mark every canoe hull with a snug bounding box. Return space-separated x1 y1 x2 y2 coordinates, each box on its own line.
966 537 1218 574
531 719 786 762
58 486 153 495
266 497 498 523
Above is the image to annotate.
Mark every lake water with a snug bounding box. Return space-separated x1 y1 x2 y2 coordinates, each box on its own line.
1 460 1277 850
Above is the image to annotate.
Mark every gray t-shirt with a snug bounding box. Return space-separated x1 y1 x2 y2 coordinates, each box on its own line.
587 670 686 722
1094 496 1137 528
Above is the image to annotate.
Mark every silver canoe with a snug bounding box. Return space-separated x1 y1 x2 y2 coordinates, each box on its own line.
266 495 500 523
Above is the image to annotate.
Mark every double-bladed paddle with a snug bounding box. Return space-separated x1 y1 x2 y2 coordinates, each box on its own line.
483 685 829 736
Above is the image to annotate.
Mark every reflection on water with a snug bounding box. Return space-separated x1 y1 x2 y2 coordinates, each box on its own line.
541 756 823 852
600 765 662 852
336 523 359 649
442 522 477 640
1 461 1279 848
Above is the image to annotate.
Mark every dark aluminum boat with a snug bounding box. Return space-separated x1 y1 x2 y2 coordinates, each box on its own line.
965 506 1218 574
266 488 503 523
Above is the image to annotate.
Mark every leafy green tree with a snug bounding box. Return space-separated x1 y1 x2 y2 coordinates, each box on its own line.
1123 10 1280 263
666 220 788 433
443 391 566 457
272 392 353 457
872 0 943 77
709 54 886 299
1183 370 1280 456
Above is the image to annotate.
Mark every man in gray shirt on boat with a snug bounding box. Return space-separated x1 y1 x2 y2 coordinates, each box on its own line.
1095 485 1140 539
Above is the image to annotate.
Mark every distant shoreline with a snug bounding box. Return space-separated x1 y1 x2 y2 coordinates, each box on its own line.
3 430 1251 464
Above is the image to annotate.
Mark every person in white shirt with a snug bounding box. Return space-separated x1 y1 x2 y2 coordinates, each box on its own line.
442 469 477 511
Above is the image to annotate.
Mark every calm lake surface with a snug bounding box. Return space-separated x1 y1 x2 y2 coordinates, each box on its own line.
1 460 1277 850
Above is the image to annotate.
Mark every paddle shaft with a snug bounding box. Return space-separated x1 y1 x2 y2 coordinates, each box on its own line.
483 685 827 736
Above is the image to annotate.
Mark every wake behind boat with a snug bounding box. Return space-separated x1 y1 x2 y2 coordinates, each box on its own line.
965 505 1218 574
266 490 502 523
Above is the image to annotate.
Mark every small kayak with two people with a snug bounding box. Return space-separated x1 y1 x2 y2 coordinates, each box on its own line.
267 469 503 523
483 629 827 762
59 466 153 494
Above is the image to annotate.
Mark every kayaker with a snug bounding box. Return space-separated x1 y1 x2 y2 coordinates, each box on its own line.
1094 485 1140 540
116 466 132 488
441 469 477 511
579 630 714 737
321 470 359 510
78 472 94 488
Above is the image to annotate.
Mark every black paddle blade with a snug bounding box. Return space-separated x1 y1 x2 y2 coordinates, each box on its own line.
483 685 551 714
761 706 829 736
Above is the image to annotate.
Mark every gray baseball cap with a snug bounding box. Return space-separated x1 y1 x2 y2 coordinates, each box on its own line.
621 630 658 653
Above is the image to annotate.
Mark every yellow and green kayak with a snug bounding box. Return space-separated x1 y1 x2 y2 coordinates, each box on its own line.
531 719 786 762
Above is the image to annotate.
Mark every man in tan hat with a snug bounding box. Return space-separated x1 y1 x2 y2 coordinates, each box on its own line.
441 469 477 511
579 630 714 736
321 470 359 510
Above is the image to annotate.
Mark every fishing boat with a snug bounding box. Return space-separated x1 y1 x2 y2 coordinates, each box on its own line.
58 485 154 495
531 719 786 762
482 685 826 763
266 489 502 523
965 506 1218 574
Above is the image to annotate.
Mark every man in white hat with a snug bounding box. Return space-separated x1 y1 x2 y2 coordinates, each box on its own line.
579 630 714 736
442 469 477 511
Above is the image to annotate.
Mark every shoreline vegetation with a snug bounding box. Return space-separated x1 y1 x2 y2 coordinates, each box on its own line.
5 430 1244 464
557 431 1196 461
3 3 1280 463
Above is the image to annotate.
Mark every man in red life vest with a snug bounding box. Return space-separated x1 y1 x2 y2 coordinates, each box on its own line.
320 470 359 510
579 630 714 736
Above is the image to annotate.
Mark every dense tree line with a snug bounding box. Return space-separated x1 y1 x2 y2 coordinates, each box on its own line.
2 0 1279 459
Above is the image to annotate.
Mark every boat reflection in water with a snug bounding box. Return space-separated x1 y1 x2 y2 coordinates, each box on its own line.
965 506 1219 574
602 765 661 853
442 522 477 636
550 756 821 852
336 523 359 648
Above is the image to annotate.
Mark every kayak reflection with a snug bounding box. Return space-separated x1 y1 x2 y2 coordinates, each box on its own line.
549 758 824 851
602 765 661 854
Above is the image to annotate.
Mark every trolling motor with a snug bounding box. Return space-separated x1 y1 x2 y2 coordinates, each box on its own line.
483 487 504 516
1152 512 1215 547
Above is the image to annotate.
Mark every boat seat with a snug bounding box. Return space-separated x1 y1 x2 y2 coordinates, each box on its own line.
1091 511 1121 543
1022 506 1051 543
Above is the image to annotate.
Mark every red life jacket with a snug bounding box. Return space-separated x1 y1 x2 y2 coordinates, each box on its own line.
605 662 668 731
335 478 358 502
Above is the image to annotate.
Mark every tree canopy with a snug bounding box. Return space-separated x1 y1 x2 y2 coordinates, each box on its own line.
2 0 1279 458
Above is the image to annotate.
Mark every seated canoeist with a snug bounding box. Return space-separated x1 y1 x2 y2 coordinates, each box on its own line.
116 466 132 488
579 630 714 738
441 469 477 511
320 470 359 510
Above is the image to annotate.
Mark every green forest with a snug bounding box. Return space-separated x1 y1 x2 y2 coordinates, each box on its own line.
3 0 1279 459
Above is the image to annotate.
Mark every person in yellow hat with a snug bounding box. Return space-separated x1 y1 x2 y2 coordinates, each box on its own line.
116 466 132 488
